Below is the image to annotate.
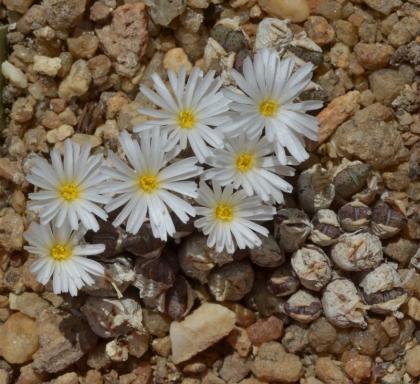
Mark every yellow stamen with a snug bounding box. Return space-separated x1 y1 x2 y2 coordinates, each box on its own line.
214 203 234 222
50 244 72 261
59 182 80 202
259 99 279 118
138 173 159 194
177 109 196 129
235 152 255 173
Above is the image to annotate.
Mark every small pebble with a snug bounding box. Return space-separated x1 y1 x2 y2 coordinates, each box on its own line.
1 61 28 88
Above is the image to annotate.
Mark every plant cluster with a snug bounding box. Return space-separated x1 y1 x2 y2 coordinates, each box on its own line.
24 48 322 295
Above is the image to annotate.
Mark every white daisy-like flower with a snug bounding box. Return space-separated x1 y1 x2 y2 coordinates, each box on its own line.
24 221 105 296
194 182 276 253
204 135 295 204
134 67 231 163
224 48 323 164
27 139 110 232
103 130 202 240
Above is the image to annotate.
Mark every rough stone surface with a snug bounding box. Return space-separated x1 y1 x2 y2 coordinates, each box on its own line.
9 293 50 318
258 0 310 23
354 43 394 70
0 313 39 364
32 308 97 373
331 103 409 169
246 316 283 346
304 16 335 46
67 34 99 59
363 0 402 15
219 353 250 384
170 303 236 364
3 0 34 13
317 91 360 144
0 211 25 251
144 0 186 26
405 345 420 378
315 357 352 384
343 354 373 383
251 341 303 383
369 69 408 105
163 48 193 74
58 60 92 99
96 3 148 77
43 0 87 30
407 297 420 322
33 55 62 77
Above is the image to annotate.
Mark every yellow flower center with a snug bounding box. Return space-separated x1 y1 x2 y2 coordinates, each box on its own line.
177 109 196 130
138 173 160 194
259 99 279 118
59 182 80 202
50 244 72 261
235 152 255 173
214 203 234 222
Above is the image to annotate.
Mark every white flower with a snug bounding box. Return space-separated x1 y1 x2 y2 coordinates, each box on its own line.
103 130 202 240
134 67 230 163
194 182 275 253
24 221 105 296
27 139 110 232
204 135 295 204
224 48 323 164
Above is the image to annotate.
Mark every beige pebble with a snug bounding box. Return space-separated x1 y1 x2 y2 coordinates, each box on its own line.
1 61 28 88
163 48 193 74
170 303 236 364
46 125 74 144
0 312 39 364
58 60 92 100
71 133 102 148
258 0 310 23
405 345 420 378
33 55 62 77
407 297 420 322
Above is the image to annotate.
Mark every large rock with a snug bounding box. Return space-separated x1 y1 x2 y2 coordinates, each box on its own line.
96 3 148 77
250 341 303 383
331 103 409 170
369 69 407 105
170 303 236 364
32 308 97 373
43 0 87 30
0 313 39 364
